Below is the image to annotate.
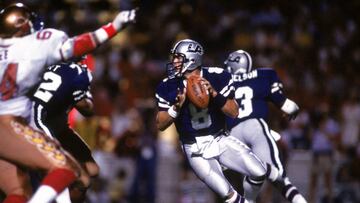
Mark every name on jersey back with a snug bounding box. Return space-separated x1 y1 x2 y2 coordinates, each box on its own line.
232 70 258 82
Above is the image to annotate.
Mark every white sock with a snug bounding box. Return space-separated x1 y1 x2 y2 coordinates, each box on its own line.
28 185 57 203
56 188 72 203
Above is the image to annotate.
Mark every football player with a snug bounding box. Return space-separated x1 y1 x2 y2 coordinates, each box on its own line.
155 39 281 203
0 2 136 203
30 61 98 203
224 50 307 203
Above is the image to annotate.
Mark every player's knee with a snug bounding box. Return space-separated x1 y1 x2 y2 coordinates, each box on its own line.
245 160 268 179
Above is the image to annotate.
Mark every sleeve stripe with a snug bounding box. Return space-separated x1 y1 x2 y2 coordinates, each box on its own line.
271 82 283 93
222 86 235 97
219 78 234 97
155 94 170 104
155 93 171 108
158 102 170 108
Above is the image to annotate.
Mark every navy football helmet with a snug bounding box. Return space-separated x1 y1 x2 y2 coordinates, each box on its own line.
0 3 44 38
224 50 252 75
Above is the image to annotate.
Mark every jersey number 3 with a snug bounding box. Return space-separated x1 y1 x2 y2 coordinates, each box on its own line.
34 72 62 102
235 86 253 118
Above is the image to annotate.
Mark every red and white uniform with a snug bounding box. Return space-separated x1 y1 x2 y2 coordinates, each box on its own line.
0 28 69 117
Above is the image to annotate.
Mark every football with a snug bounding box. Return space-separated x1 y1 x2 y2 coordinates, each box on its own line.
186 75 209 108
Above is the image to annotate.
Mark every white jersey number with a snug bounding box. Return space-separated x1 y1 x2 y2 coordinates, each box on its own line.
33 72 62 102
189 104 212 130
235 86 253 118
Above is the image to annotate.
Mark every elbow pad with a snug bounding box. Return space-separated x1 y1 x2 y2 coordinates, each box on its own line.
281 99 299 115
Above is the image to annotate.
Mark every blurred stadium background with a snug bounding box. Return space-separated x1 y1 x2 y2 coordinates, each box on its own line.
1 0 359 203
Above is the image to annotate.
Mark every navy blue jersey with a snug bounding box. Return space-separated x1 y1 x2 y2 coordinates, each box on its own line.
226 68 287 129
31 62 92 117
156 67 234 144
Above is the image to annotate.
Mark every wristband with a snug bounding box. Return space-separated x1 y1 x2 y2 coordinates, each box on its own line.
167 106 179 118
102 23 117 38
281 99 299 114
93 23 117 44
212 93 227 108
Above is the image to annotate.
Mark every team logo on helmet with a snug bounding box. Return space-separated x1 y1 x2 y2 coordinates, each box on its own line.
186 43 203 53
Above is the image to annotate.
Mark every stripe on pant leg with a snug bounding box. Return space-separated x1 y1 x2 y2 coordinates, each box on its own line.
33 103 54 138
257 118 284 176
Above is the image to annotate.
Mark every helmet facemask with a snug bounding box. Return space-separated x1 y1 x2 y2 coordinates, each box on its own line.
166 53 187 79
166 39 204 78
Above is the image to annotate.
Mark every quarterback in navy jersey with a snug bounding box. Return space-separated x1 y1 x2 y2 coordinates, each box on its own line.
224 50 307 203
30 61 99 202
156 66 235 144
155 39 281 203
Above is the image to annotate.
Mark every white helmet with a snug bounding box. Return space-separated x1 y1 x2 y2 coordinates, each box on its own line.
224 50 252 75
167 39 204 78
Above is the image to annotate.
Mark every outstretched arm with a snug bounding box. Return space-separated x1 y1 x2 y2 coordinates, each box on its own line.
61 9 136 60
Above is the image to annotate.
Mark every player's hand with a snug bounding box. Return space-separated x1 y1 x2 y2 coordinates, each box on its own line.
113 9 137 30
174 87 186 111
200 78 217 97
283 109 299 121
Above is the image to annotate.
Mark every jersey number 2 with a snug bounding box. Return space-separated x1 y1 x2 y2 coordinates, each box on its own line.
0 63 18 101
34 72 62 102
235 86 253 118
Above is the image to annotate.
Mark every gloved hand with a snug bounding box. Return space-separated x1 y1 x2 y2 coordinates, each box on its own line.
281 98 299 121
283 108 299 121
112 9 137 30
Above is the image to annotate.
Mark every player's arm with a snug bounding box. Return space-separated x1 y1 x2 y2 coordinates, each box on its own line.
60 9 136 60
265 68 299 120
201 77 239 118
210 89 238 118
156 88 186 131
72 84 94 117
74 96 94 117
